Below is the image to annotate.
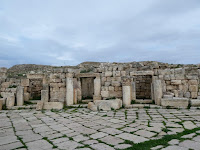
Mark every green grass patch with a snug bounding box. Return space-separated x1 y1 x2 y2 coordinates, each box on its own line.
24 101 34 105
144 106 150 109
124 127 200 150
51 109 60 113
8 85 17 88
131 100 135 104
69 137 73 140
125 110 127 119
162 128 171 133
2 104 7 110
136 112 139 119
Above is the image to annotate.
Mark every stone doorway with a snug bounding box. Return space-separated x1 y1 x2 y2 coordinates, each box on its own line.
81 77 95 100
27 79 43 100
136 75 152 99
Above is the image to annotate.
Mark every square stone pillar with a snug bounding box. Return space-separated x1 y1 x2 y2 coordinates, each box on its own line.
6 95 15 108
131 81 136 100
153 79 163 106
123 86 131 107
43 84 49 91
122 77 132 107
41 90 49 102
17 86 24 106
77 80 82 103
93 77 102 100
66 74 74 106
74 89 77 104
0 100 3 110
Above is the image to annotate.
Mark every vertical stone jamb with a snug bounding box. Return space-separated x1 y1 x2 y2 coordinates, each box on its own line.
17 86 24 106
93 76 101 100
41 90 49 102
153 77 162 105
122 77 132 107
6 95 15 108
131 78 136 100
66 73 74 106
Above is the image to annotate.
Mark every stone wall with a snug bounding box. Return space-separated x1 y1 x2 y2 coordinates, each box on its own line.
0 61 200 108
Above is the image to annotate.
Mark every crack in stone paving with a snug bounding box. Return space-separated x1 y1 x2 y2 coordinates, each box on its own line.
1 108 200 150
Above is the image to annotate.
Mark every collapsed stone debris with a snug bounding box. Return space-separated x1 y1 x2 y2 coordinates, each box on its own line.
0 61 200 110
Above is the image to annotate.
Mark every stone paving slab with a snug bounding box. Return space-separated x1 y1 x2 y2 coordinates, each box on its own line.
1 108 200 149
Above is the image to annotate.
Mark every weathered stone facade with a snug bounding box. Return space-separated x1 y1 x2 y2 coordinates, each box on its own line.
1 61 200 109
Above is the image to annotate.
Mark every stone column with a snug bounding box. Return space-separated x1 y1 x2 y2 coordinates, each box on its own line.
0 100 3 110
74 89 77 104
41 90 49 102
153 79 162 106
93 77 101 100
43 84 49 91
77 79 82 103
17 86 24 106
6 95 15 108
66 73 74 106
122 77 132 107
151 83 154 100
131 81 136 100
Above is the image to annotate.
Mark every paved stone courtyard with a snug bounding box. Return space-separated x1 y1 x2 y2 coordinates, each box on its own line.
1 108 200 150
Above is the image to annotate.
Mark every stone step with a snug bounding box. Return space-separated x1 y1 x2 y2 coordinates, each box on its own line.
9 105 37 110
82 99 93 103
29 100 41 104
126 104 162 109
71 104 88 108
135 99 153 104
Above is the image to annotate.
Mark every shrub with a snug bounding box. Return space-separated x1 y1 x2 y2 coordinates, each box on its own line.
8 85 17 88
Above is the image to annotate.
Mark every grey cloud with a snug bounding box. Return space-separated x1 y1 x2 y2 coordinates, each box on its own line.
0 0 200 67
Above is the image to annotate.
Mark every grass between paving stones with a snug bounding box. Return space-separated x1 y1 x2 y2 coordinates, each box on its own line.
69 137 73 140
42 137 58 149
136 112 139 119
122 127 200 150
77 144 91 149
125 110 127 119
9 115 27 149
145 109 153 120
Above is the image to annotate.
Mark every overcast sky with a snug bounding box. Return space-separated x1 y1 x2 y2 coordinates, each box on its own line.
0 0 200 68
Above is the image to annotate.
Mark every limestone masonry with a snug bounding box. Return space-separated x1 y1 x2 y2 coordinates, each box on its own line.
0 61 200 110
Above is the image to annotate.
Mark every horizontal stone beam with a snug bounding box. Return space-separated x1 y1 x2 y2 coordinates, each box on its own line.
130 71 154 76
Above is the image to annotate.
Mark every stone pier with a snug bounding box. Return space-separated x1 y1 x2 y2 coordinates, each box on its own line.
93 77 101 100
153 78 162 106
41 90 49 102
17 86 24 106
66 73 74 106
122 78 132 107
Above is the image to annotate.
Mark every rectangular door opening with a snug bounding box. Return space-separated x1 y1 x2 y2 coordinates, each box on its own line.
136 75 152 100
81 77 94 101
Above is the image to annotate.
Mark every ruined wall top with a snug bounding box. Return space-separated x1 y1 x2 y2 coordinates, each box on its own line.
1 61 200 78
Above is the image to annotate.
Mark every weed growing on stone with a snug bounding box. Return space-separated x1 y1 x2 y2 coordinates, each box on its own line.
42 137 58 149
124 127 200 150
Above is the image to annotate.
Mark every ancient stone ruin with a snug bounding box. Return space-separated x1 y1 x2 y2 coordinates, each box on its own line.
0 61 200 111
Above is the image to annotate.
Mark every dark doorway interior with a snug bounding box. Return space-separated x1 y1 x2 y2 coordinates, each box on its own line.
136 75 152 99
81 77 94 100
28 79 43 100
